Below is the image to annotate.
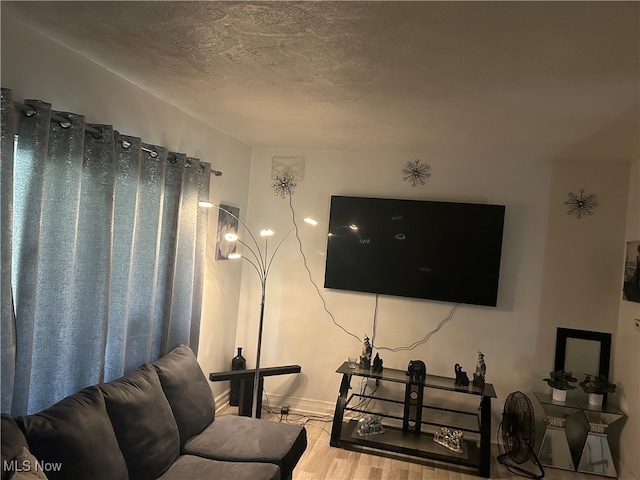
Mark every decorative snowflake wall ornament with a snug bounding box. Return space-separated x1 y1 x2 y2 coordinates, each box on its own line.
564 189 597 219
272 172 297 198
402 159 431 187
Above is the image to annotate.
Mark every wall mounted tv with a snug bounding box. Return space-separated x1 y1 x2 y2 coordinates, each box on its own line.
324 195 506 307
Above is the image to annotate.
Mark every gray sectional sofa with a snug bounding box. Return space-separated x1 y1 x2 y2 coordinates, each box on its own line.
1 345 307 480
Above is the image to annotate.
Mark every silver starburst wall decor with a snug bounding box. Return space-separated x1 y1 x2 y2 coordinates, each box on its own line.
564 189 597 219
402 159 431 187
272 172 297 198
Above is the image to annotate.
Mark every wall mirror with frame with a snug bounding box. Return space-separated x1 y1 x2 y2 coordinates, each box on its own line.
554 327 612 382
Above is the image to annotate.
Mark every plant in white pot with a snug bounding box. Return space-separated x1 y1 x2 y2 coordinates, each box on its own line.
543 370 577 402
579 374 616 407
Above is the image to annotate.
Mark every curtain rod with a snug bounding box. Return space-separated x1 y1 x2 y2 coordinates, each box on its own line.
13 100 222 177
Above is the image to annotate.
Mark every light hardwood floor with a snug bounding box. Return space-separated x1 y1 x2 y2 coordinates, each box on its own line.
218 405 602 480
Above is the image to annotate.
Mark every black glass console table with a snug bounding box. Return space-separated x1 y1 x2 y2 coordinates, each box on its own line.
330 362 496 478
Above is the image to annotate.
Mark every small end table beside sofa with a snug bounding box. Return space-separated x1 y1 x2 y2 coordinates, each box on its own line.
1 345 307 480
209 365 302 418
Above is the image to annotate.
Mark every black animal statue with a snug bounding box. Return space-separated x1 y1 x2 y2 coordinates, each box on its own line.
454 363 470 386
406 360 426 382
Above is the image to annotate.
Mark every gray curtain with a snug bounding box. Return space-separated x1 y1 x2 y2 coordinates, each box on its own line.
0 88 211 415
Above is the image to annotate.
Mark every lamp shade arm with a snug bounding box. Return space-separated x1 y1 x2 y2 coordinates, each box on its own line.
235 238 266 272
238 254 266 283
204 205 311 419
265 226 296 277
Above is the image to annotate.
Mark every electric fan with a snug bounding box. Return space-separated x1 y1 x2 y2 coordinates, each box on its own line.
497 391 545 479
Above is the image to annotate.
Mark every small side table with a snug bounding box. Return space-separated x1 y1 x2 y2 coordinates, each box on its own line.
209 364 301 418
576 400 625 478
534 392 580 471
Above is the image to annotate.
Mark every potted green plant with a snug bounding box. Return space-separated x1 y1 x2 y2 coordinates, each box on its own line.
579 374 616 406
543 370 577 402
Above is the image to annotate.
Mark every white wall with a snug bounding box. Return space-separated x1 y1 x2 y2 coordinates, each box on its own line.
536 160 630 374
1 15 252 400
615 159 640 479
239 148 631 415
238 148 553 414
237 150 633 473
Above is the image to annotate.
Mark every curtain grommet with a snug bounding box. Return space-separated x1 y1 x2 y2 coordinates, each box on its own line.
89 127 104 139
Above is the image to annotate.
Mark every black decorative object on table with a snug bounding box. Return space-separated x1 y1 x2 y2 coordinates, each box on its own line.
406 360 426 382
372 353 383 374
454 363 470 386
472 351 486 388
229 347 246 406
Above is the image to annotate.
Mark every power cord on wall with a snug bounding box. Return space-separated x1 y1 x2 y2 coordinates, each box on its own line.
288 196 361 343
288 196 462 352
373 302 461 352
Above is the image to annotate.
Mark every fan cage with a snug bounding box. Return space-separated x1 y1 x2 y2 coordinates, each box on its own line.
497 391 545 479
498 391 535 464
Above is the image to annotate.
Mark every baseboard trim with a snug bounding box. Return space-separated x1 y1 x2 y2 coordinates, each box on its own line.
262 392 333 415
214 389 230 414
216 391 356 420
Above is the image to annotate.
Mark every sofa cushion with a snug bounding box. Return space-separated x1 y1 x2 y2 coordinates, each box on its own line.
183 415 307 477
150 344 215 446
99 363 180 480
157 454 280 480
1 414 29 480
15 386 128 480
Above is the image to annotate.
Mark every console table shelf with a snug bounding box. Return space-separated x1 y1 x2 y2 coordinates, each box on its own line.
330 362 496 478
338 420 482 469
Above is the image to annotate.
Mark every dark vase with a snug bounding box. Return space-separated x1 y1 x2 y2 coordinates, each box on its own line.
229 347 246 406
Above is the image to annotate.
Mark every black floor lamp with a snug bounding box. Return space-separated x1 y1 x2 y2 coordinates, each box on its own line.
202 202 316 418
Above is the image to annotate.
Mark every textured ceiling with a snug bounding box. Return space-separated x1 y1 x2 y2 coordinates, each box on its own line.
3 1 639 158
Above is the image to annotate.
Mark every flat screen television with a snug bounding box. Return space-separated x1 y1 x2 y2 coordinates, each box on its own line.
324 195 506 307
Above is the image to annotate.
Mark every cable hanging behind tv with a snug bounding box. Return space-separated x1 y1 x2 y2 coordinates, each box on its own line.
324 195 506 307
